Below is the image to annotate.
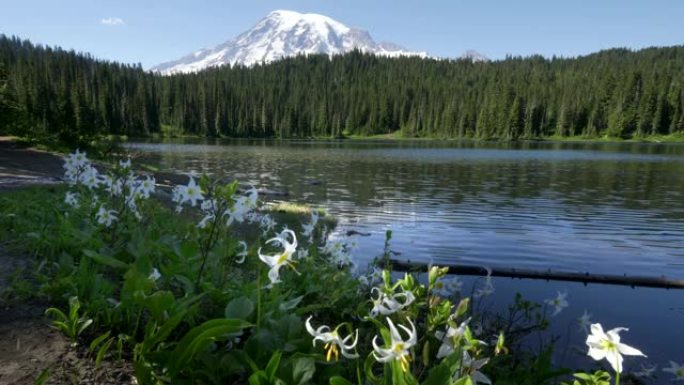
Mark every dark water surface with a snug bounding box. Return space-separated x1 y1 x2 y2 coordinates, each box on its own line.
128 139 684 371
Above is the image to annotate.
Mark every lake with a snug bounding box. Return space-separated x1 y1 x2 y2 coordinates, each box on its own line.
127 138 684 371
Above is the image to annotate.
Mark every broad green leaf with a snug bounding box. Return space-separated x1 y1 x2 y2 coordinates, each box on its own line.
329 376 353 385
95 338 114 367
82 249 128 270
168 318 251 375
292 356 315 385
279 295 303 312
225 296 255 320
89 331 112 352
265 351 282 380
421 363 451 385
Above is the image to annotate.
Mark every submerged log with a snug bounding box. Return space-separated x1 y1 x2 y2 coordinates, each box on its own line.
386 259 684 290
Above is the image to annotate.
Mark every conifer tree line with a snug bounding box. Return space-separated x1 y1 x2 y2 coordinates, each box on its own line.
1 34 683 142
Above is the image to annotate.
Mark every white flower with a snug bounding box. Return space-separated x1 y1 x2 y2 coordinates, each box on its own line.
139 176 155 198
68 149 89 168
664 361 684 381
80 166 100 189
173 177 204 208
119 157 131 169
634 363 657 378
578 310 592 333
372 317 417 372
258 229 298 287
236 241 248 264
305 316 359 361
200 198 217 212
64 192 80 208
183 177 203 206
197 214 215 229
259 214 276 235
95 206 118 227
474 268 494 298
245 184 258 208
586 323 646 373
296 248 309 259
358 267 383 287
434 276 463 297
435 317 471 358
461 351 492 385
225 196 249 225
369 287 415 317
302 211 319 238
545 291 568 316
148 268 161 281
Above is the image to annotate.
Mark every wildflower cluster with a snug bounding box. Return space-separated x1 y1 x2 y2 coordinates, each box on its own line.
62 150 155 226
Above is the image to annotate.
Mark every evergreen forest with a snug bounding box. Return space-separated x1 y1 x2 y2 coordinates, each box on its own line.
1 35 683 143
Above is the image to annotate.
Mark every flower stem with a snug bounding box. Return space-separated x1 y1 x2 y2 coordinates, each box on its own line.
615 371 620 385
256 262 262 329
356 357 362 385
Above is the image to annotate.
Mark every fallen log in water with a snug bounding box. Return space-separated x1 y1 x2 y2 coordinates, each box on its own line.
386 259 684 289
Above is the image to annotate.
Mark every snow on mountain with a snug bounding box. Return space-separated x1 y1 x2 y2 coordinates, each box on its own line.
460 49 489 62
151 10 428 74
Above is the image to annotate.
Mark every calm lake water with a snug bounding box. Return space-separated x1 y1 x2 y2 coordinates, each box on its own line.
127 139 684 371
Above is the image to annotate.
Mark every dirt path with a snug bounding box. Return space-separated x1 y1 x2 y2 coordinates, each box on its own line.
0 138 64 189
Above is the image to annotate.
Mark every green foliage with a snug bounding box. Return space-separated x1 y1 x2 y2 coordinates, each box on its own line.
0 159 609 384
44 296 93 345
562 371 612 385
2 35 684 143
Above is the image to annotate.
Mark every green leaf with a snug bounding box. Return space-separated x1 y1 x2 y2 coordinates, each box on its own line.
265 351 282 380
89 331 112 352
34 368 51 385
179 241 199 259
248 371 269 385
453 376 473 385
225 296 255 320
145 290 175 321
421 363 451 385
364 353 384 385
292 357 315 385
95 337 114 367
279 295 303 312
329 376 353 385
82 249 128 270
168 318 252 375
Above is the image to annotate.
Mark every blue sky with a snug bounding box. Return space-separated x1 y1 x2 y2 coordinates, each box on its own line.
1 0 683 69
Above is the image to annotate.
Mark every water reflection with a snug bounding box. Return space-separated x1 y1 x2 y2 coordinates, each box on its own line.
128 138 684 370
128 139 684 278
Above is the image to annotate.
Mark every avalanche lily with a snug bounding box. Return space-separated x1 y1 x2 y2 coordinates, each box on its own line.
545 291 569 316
578 309 592 333
461 351 492 385
148 268 161 281
369 287 415 317
95 206 118 227
235 241 248 264
663 361 684 381
372 317 417 372
258 229 298 287
586 323 645 373
64 192 79 208
305 316 359 361
435 317 470 358
474 268 494 298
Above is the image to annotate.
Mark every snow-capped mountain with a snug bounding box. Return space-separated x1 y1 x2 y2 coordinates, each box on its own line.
461 49 489 62
151 10 428 74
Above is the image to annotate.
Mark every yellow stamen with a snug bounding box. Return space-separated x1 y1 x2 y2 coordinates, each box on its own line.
325 344 339 362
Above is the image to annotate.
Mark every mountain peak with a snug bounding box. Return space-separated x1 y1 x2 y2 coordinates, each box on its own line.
151 10 426 74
